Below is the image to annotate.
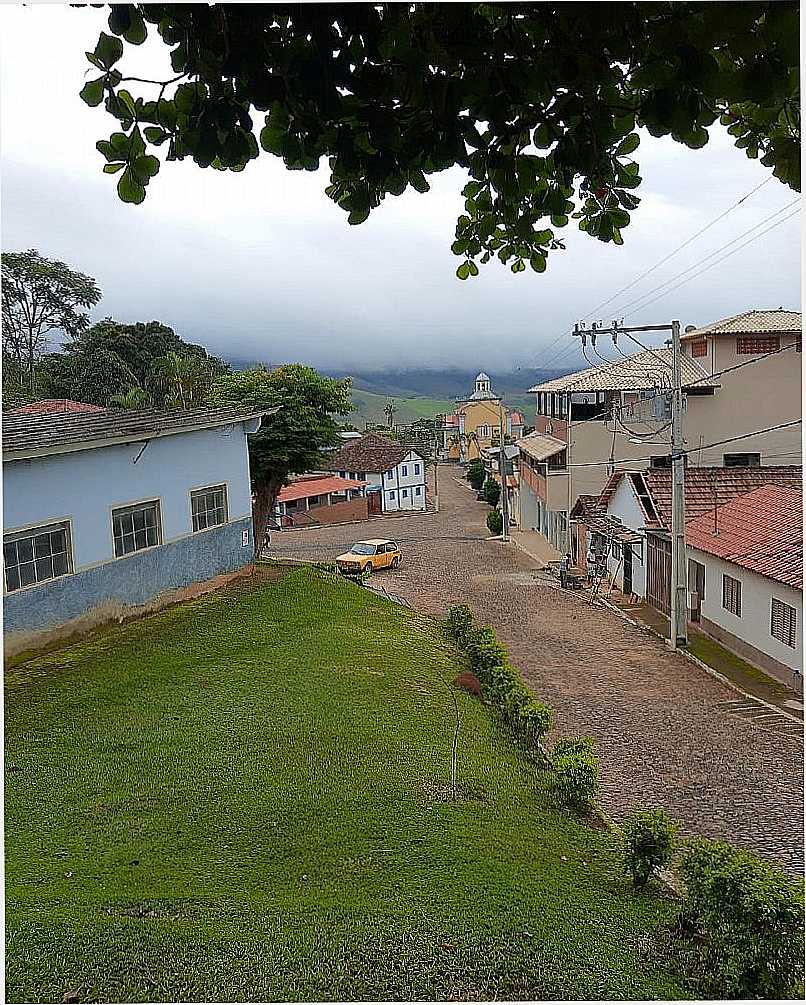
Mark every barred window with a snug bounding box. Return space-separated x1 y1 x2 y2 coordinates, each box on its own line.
691 338 708 358
4 522 72 592
737 336 780 355
191 485 228 532
113 500 161 557
771 598 798 649
722 573 742 617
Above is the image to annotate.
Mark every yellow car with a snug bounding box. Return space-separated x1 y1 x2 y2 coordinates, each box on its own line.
336 539 402 576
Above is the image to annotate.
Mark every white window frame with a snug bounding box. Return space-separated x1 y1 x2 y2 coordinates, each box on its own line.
111 498 162 559
3 518 74 593
190 483 229 533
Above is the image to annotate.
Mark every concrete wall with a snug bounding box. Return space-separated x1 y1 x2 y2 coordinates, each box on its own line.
686 333 802 466
308 497 368 524
5 517 252 644
691 545 803 680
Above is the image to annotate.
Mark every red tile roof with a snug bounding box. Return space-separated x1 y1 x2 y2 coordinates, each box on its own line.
324 432 416 473
9 398 106 415
277 475 366 504
643 466 803 529
686 485 803 589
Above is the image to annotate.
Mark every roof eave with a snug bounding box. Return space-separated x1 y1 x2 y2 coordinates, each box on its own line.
3 407 279 463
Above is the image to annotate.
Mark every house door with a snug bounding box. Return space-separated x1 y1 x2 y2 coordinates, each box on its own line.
688 559 705 622
647 534 671 615
623 544 633 596
367 492 382 515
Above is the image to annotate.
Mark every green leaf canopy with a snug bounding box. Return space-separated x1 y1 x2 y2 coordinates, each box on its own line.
80 3 799 277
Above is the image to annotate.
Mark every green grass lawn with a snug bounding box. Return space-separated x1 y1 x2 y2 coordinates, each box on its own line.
5 569 685 1002
346 387 456 427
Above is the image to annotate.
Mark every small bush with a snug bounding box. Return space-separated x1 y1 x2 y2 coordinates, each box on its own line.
486 510 503 535
549 737 599 809
621 808 678 889
514 700 554 749
483 477 501 507
677 838 805 999
467 459 485 490
445 604 475 648
466 627 508 684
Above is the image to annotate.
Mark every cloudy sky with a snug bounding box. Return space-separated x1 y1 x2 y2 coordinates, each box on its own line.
1 4 801 373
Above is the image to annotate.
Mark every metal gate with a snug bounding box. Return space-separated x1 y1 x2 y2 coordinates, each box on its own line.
647 534 671 615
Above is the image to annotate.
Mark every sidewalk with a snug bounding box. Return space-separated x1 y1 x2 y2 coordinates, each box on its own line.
510 527 561 567
604 589 804 721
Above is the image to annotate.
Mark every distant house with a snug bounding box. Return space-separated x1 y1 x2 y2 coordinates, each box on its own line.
323 432 426 513
576 465 803 624
524 309 802 554
274 474 367 527
3 405 274 654
686 485 802 690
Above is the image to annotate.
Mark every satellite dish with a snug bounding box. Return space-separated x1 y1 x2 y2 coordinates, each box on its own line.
684 325 697 333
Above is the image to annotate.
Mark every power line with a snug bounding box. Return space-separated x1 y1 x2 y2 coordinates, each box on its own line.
584 176 774 318
564 419 802 468
618 201 800 317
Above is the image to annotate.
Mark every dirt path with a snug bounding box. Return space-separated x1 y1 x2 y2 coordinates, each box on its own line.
271 467 804 873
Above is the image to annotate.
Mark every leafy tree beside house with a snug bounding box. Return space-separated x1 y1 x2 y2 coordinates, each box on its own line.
1 250 101 391
206 365 353 554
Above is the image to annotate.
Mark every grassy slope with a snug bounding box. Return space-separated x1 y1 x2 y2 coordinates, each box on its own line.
5 569 684 1002
346 387 455 426
347 387 534 428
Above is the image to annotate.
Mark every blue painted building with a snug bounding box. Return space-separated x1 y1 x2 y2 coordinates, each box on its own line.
3 405 271 648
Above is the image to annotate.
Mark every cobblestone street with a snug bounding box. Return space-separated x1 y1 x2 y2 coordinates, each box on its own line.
271 466 804 873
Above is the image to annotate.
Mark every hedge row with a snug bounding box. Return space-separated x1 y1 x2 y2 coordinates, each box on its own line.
445 604 597 809
445 604 804 1000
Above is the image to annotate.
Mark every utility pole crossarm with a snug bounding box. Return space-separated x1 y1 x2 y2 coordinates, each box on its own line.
568 316 688 650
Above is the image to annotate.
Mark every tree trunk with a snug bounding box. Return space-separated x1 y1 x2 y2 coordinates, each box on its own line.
252 476 284 560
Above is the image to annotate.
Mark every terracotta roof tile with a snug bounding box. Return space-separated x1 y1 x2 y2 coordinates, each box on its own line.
277 475 366 503
516 431 566 462
644 466 803 529
323 432 416 473
686 485 803 588
682 309 802 340
528 347 716 393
